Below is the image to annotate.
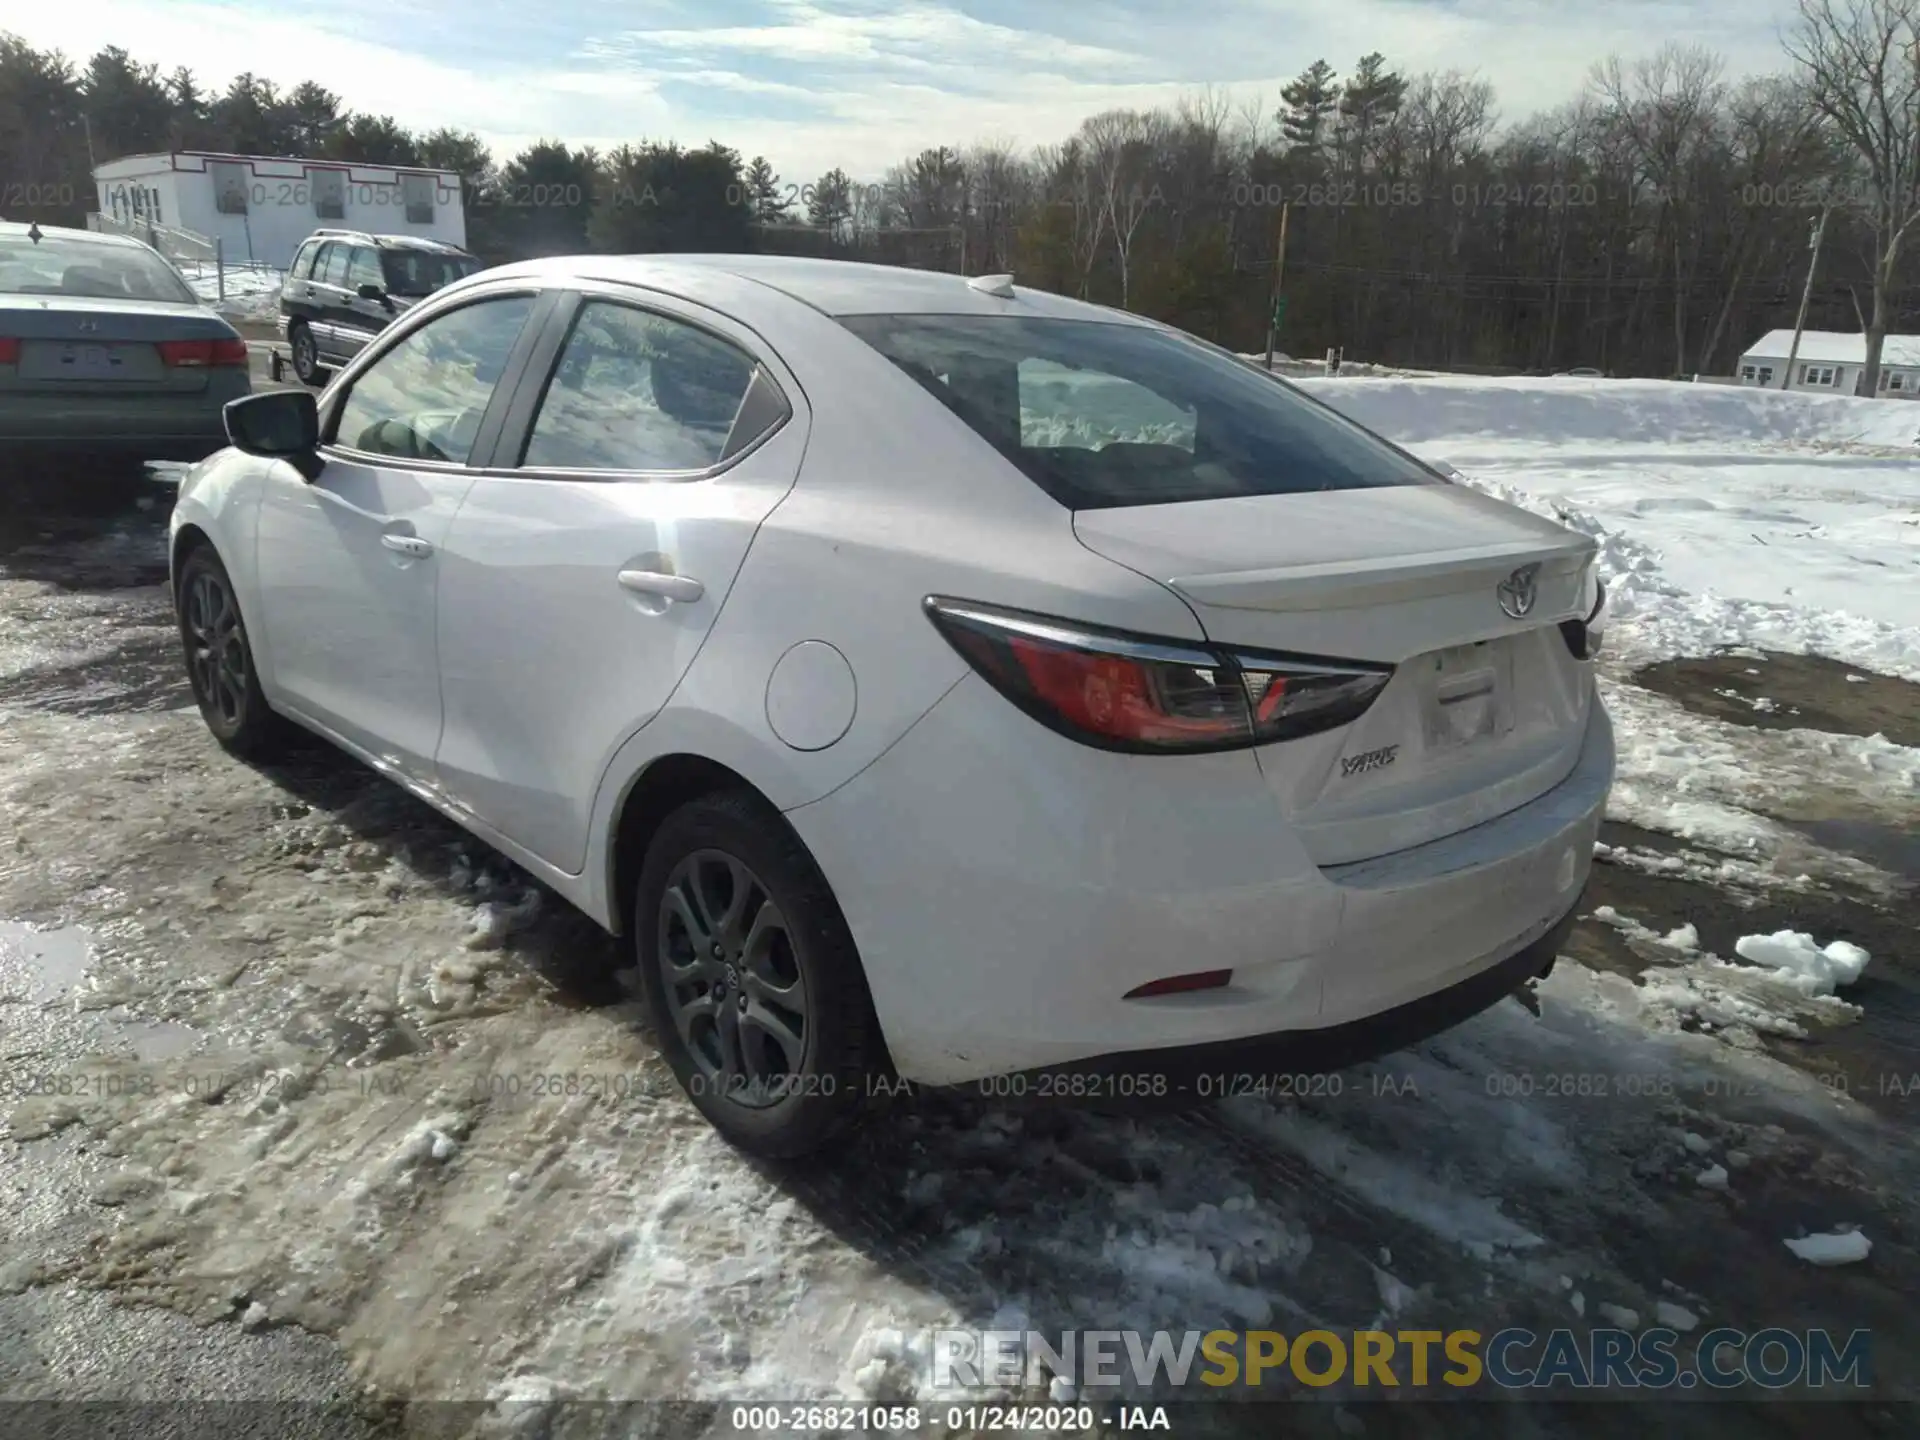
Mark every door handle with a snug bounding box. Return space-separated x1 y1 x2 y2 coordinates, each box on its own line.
617 569 704 603
381 534 433 557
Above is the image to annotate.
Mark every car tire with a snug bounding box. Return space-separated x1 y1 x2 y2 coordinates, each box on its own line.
176 544 288 760
288 321 329 387
634 789 883 1159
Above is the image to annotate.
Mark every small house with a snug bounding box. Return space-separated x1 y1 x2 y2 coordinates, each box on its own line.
1736 329 1920 398
92 150 466 271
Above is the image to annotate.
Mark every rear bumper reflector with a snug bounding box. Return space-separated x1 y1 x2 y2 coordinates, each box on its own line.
1124 969 1233 999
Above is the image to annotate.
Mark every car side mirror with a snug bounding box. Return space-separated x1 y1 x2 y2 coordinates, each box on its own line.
225 390 320 476
357 282 391 307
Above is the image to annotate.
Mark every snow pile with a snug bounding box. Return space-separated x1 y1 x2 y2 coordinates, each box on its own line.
1462 466 1920 676
462 889 544 951
1783 1229 1872 1266
1302 374 1920 674
1733 931 1872 996
1236 352 1444 379
1597 682 1918 890
344 1113 469 1200
1019 413 1191 450
1298 374 1920 450
1586 906 1866 1041
182 262 284 321
1654 1300 1701 1331
1589 906 1701 952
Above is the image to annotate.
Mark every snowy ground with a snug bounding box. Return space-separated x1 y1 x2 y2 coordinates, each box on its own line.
1 377 1915 1437
181 261 285 323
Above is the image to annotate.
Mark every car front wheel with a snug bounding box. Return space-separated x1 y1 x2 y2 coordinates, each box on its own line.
177 545 286 759
633 790 883 1158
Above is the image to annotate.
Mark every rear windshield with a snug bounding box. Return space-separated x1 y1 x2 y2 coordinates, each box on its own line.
382 249 480 298
839 314 1439 509
0 236 197 303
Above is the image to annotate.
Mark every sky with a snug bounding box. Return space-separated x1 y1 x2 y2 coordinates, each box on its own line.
11 0 1808 183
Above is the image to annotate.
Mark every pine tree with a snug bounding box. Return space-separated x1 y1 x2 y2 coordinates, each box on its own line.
1339 52 1407 168
744 155 787 222
282 81 343 154
165 67 208 149
1279 60 1340 157
806 167 853 239
79 47 173 163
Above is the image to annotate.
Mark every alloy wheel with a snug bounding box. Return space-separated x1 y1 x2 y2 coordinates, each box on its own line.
656 849 809 1109
292 328 317 382
184 568 248 728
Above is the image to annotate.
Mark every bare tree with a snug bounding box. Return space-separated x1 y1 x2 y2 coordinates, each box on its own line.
1082 108 1166 308
1164 88 1237 253
1032 138 1107 297
1699 76 1833 370
1785 0 1920 394
1594 45 1727 374
963 140 1034 273
848 174 896 239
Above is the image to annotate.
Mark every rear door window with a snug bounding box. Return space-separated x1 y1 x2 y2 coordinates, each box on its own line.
840 314 1439 510
382 249 474 298
316 244 350 288
517 301 776 472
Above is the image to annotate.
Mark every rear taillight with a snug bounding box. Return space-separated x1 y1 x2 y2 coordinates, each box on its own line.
924 597 1393 754
159 337 249 367
1560 579 1608 660
0 338 18 364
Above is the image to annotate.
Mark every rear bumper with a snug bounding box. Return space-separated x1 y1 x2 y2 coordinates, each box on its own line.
788 674 1612 1086
1 435 229 462
0 378 247 461
1014 899 1578 1089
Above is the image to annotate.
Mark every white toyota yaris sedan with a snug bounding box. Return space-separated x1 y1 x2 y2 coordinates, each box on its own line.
172 254 1612 1156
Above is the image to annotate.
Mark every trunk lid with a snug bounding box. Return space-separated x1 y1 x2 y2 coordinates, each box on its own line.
1074 484 1600 865
0 296 237 396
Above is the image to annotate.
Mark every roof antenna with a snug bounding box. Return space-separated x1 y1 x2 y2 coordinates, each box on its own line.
967 273 1015 299
27 222 42 244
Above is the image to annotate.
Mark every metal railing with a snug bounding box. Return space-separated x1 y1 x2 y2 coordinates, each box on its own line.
86 212 279 308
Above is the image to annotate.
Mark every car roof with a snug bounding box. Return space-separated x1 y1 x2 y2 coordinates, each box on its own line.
0 221 149 251
482 253 1156 325
303 230 472 255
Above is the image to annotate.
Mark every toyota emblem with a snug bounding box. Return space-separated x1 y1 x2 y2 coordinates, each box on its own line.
1496 563 1540 619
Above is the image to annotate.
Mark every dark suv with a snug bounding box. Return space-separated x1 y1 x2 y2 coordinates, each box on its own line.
277 230 482 385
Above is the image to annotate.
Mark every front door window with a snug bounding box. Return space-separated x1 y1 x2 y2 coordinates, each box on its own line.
331 295 536 464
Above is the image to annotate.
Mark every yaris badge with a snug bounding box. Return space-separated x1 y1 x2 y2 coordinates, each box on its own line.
1496 563 1540 619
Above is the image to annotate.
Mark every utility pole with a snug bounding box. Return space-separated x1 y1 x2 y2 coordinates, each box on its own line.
1264 200 1290 371
1781 204 1830 391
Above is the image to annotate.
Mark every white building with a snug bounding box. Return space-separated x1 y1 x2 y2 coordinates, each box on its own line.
1736 329 1920 398
92 150 466 271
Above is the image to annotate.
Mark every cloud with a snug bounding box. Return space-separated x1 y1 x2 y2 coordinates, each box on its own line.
7 0 1806 182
